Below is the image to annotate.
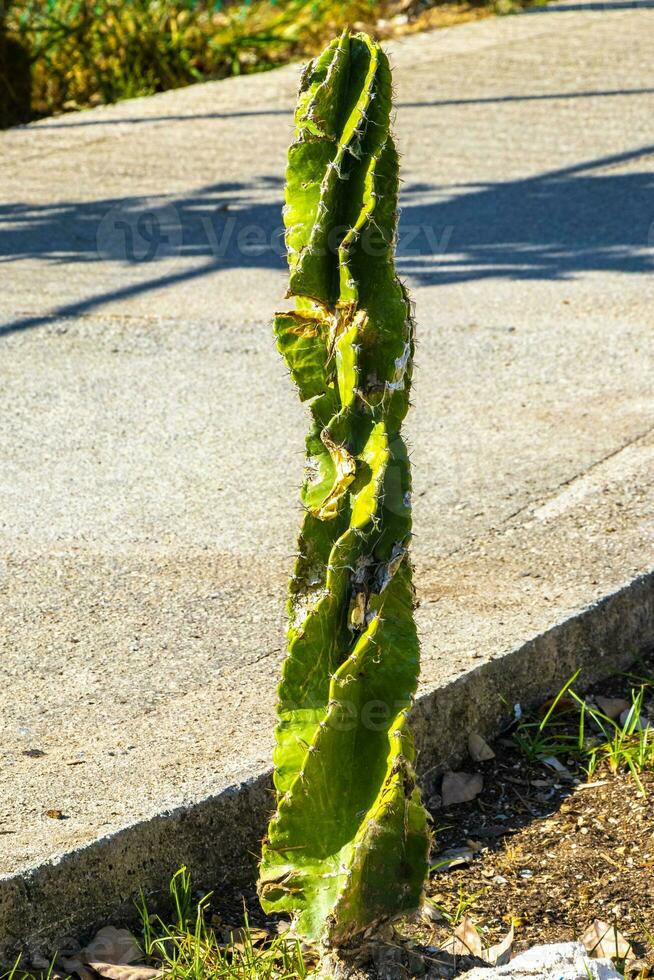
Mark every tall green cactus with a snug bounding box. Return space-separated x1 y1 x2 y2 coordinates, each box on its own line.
258 30 429 946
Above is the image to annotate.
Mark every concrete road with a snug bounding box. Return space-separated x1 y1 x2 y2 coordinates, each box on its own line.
1 0 653 897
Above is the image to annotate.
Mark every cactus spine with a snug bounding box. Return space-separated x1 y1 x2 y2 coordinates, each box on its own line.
258 30 429 945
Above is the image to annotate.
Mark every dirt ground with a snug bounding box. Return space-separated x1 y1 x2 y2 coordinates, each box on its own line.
387 656 654 977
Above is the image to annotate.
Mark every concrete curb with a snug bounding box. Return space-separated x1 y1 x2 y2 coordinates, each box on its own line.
2 569 652 962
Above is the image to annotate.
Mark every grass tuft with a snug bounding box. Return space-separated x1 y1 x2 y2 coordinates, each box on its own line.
1 868 308 980
512 669 581 762
137 867 308 980
426 883 486 927
513 670 654 795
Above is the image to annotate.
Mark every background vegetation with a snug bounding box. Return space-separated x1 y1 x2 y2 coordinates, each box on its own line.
0 0 520 127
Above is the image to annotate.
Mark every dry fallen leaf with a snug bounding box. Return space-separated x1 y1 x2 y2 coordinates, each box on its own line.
86 963 161 980
421 899 444 925
442 916 482 958
442 771 483 807
226 926 270 946
468 733 495 762
61 957 95 980
56 926 157 980
581 919 634 964
81 927 143 966
442 918 514 966
539 694 576 717
219 925 271 952
485 923 514 966
433 845 475 871
539 755 572 776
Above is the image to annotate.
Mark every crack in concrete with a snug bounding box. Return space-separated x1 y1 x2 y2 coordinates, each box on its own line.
498 421 654 531
417 421 654 574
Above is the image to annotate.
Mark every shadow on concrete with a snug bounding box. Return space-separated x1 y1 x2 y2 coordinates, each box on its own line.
19 87 654 130
401 87 654 110
29 107 294 129
0 175 286 336
400 143 654 286
1 143 653 337
0 175 285 268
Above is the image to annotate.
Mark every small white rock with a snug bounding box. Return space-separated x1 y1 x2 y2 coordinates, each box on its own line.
459 941 622 979
594 696 630 720
619 707 648 731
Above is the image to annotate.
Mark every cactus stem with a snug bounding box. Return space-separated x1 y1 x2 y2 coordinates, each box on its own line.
260 29 429 947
